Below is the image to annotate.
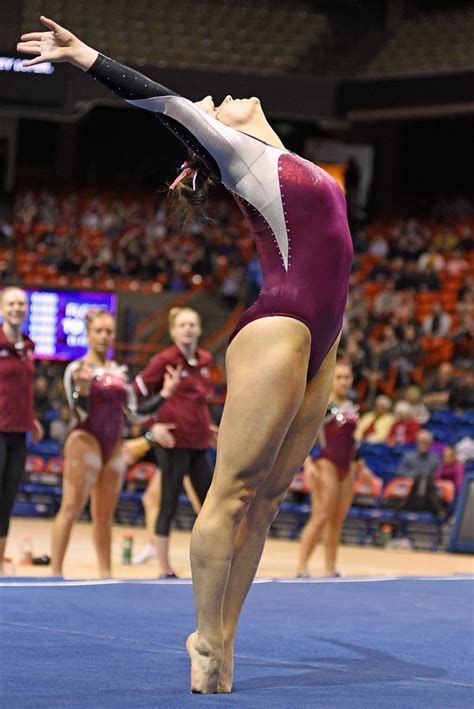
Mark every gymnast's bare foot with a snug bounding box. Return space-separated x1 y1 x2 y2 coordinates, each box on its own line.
186 631 222 694
218 641 234 693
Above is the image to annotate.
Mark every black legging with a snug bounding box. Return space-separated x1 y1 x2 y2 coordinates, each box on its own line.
0 432 27 537
155 448 213 536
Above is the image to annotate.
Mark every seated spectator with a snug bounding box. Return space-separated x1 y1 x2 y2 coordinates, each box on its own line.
449 370 474 411
387 401 421 446
436 446 465 497
355 395 394 443
397 429 443 516
445 250 469 278
455 437 474 465
368 234 389 259
397 429 440 478
417 266 441 292
372 280 400 321
457 274 473 313
404 385 430 424
422 302 452 337
456 225 473 252
49 403 73 448
398 429 445 517
390 323 421 387
417 248 445 273
422 362 459 411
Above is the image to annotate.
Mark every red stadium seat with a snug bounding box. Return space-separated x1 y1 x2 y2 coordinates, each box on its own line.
24 455 45 481
382 477 413 504
126 462 157 491
42 457 65 485
353 476 383 498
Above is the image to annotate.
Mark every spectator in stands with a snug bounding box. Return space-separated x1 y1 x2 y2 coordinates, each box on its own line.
422 362 459 411
449 370 474 411
445 250 469 278
0 218 14 248
368 233 389 259
433 225 458 252
33 375 51 431
398 430 444 516
49 403 73 447
404 385 430 424
372 280 400 321
355 395 394 444
397 429 439 479
417 247 445 273
418 265 441 292
457 275 473 313
436 446 465 497
422 302 452 338
456 225 473 252
387 400 421 446
455 437 474 465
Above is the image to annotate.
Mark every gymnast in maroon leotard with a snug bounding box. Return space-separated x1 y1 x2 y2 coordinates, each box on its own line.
318 400 358 481
51 309 130 578
52 309 178 578
297 362 358 577
18 18 353 692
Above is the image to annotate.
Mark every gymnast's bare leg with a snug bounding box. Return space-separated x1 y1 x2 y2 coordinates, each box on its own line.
187 318 339 692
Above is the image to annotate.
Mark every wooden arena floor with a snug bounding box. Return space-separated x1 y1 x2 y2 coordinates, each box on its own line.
5 517 474 579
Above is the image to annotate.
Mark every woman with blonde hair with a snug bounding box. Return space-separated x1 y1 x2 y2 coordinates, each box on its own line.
132 307 215 578
18 20 353 692
0 287 43 574
53 308 178 577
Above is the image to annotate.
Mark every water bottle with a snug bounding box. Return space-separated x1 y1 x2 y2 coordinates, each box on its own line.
20 535 33 565
381 524 392 548
122 531 134 565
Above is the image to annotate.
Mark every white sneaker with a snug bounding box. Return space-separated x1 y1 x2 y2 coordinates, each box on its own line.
132 543 157 564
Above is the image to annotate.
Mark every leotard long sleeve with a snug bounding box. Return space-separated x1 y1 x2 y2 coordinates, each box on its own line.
88 55 353 379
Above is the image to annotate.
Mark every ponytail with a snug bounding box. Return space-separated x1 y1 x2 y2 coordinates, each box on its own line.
168 153 215 227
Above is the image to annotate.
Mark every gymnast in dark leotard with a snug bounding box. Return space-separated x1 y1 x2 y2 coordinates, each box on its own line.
18 17 353 692
297 361 358 578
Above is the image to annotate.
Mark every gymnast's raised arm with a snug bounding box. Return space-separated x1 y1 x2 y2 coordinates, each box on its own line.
16 16 268 183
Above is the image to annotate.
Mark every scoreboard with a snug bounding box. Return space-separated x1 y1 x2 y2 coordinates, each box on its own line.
1 288 117 360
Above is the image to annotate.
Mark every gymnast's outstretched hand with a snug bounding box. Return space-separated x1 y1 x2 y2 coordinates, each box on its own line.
17 15 98 71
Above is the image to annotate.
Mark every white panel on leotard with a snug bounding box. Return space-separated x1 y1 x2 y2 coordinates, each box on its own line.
127 96 290 271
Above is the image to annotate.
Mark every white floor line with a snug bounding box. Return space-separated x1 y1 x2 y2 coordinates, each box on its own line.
0 574 472 588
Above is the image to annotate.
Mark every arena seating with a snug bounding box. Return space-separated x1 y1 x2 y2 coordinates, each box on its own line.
365 5 474 78
21 0 328 75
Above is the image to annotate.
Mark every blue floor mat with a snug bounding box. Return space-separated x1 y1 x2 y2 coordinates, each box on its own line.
1 576 473 708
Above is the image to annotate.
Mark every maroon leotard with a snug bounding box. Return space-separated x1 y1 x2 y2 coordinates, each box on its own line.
88 56 353 381
317 403 358 480
230 154 352 378
64 361 130 461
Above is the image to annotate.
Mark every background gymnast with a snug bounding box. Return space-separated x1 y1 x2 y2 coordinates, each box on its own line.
297 362 358 578
53 308 179 577
18 17 353 692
